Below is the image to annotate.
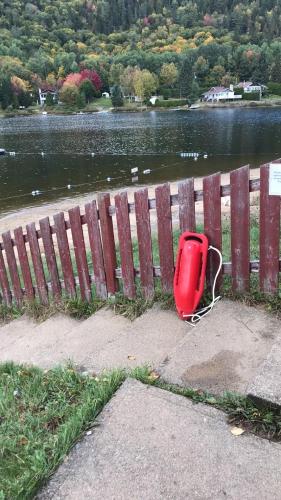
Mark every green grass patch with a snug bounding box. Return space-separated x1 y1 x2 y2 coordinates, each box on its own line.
0 363 125 500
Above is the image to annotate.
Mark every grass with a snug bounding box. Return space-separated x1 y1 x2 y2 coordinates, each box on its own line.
2 363 281 499
0 362 125 500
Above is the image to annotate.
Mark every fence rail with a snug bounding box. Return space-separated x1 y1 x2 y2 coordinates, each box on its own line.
0 162 280 306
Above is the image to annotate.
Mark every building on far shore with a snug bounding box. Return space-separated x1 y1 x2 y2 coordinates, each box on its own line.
235 81 268 95
201 85 242 103
38 87 58 106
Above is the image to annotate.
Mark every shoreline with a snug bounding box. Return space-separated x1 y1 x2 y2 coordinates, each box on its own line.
0 168 260 237
2 98 281 119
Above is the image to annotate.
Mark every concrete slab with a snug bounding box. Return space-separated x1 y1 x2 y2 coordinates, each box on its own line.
247 336 281 407
0 306 187 371
38 379 281 500
160 300 281 395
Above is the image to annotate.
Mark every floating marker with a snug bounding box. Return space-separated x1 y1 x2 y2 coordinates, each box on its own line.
143 169 151 174
67 184 71 189
131 167 138 175
91 153 95 157
203 154 208 159
41 152 45 157
107 177 111 182
132 176 138 183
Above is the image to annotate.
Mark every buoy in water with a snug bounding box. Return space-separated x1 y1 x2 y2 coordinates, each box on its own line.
67 184 71 189
203 154 208 159
107 177 111 182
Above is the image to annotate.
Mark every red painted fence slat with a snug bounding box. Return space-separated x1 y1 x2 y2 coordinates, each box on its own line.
115 191 136 299
98 193 118 294
230 165 250 292
2 231 23 305
0 247 12 306
134 188 154 299
26 222 48 305
203 173 222 290
85 200 107 299
39 217 61 299
178 178 196 232
260 164 280 294
69 206 91 302
155 183 174 293
14 226 35 301
53 212 76 298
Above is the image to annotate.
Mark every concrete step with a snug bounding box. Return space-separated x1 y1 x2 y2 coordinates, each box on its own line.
159 299 281 395
247 336 281 408
38 379 281 500
0 305 188 371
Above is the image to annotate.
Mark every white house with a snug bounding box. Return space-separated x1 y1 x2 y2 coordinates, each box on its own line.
38 88 57 106
202 86 242 102
235 81 267 94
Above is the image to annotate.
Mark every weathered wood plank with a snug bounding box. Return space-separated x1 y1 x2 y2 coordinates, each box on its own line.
115 191 136 299
178 178 196 233
53 212 76 298
260 164 280 294
203 172 222 291
26 222 48 305
134 188 154 299
14 227 35 301
155 183 174 293
69 206 91 302
85 200 107 299
230 165 250 292
0 246 12 305
39 217 61 299
2 231 23 305
98 193 118 294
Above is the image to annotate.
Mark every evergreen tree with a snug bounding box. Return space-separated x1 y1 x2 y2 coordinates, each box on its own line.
111 85 124 107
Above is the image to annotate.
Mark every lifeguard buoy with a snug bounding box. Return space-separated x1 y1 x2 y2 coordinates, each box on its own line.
173 232 209 320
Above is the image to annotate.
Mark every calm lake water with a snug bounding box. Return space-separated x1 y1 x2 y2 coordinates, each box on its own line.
0 108 281 214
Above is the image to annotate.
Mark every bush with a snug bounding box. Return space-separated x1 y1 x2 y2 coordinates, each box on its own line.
156 99 188 108
267 82 281 96
242 92 260 101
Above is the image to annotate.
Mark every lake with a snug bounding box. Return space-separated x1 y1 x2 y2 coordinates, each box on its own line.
0 107 281 215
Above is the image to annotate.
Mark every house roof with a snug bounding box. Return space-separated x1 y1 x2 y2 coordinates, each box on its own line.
236 81 253 88
202 87 229 96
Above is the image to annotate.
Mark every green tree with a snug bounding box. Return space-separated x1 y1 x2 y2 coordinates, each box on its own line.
111 85 124 107
160 62 179 87
79 79 95 103
59 83 79 106
45 93 54 106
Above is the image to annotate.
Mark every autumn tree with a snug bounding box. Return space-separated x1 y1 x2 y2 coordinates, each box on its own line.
160 63 179 87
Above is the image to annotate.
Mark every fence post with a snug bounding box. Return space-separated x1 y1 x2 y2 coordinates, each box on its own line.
178 178 196 233
134 188 154 299
260 163 280 294
26 222 48 305
0 245 12 306
203 172 222 291
39 217 61 300
230 165 250 292
98 193 118 295
85 200 107 299
69 206 92 302
155 183 174 293
53 212 76 298
14 226 35 301
115 191 136 299
2 231 23 306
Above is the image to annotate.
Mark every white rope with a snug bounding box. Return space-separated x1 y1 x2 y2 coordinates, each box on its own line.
183 245 223 327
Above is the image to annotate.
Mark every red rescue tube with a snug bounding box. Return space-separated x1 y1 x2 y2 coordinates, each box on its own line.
173 232 208 319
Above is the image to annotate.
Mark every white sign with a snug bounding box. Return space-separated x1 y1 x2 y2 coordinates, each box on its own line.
269 163 281 196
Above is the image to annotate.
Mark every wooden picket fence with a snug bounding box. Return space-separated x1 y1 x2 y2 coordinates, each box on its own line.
0 162 280 307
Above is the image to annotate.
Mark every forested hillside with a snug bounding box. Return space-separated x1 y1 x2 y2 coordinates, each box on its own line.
1 0 281 108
